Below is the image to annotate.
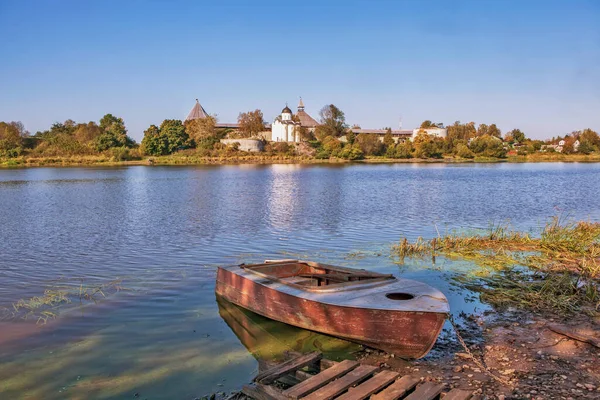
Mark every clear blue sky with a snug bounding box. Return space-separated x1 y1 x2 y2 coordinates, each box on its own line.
1 0 599 141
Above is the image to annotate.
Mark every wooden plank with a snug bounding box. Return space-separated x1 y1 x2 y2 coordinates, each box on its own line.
302 365 379 400
371 375 421 400
469 395 483 400
320 359 338 370
335 370 400 400
548 324 600 348
256 351 322 384
283 360 360 399
242 384 287 400
443 389 473 400
403 382 445 400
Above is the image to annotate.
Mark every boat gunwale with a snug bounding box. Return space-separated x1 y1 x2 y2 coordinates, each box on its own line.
239 260 396 293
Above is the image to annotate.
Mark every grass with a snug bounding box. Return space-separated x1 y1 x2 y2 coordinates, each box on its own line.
2 279 126 324
393 216 600 316
3 152 600 168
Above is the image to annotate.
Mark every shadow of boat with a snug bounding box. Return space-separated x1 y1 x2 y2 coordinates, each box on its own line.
216 295 360 365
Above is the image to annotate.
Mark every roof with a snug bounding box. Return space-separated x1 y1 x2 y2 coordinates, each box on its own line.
296 110 319 127
282 105 293 114
351 128 413 136
186 99 208 121
298 97 305 109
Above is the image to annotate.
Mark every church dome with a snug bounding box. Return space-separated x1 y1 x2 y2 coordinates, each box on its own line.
282 105 293 114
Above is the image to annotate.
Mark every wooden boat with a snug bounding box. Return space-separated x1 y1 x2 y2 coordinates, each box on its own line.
215 260 449 359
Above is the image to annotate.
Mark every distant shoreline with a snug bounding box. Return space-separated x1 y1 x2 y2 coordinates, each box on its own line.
2 153 600 168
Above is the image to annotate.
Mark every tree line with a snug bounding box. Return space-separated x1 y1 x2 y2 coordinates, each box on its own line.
2 105 599 160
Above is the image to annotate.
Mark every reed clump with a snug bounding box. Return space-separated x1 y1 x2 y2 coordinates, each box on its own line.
2 279 126 324
393 217 600 315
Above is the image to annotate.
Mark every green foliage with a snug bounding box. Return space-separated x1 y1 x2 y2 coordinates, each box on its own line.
0 121 28 157
142 120 193 156
141 125 167 156
95 114 132 151
469 134 506 158
385 140 413 159
383 128 394 148
488 123 501 138
413 133 443 158
455 143 474 159
578 128 599 154
506 128 526 144
345 130 355 145
447 121 476 141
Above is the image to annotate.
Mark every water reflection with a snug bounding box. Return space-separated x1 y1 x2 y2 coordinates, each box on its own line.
216 296 360 365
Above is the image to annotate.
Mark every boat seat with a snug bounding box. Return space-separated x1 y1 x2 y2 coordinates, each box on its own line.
282 276 316 285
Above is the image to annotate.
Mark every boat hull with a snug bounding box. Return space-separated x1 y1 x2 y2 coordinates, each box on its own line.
216 266 446 359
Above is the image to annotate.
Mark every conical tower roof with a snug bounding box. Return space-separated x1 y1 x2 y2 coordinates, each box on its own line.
186 99 208 121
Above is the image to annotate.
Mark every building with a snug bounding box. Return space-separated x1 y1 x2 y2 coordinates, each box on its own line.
295 98 319 132
271 98 319 142
349 128 413 143
412 127 448 140
271 105 300 142
185 99 242 130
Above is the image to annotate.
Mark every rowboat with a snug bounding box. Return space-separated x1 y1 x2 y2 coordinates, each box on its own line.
215 260 449 359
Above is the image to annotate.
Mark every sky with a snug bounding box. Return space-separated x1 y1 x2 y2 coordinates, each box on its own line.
1 0 599 142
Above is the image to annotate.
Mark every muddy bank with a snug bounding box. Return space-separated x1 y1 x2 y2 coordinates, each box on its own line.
356 310 600 399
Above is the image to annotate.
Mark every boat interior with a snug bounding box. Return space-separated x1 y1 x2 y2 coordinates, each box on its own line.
241 260 394 289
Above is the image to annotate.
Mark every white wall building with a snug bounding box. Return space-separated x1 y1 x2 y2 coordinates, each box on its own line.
412 127 448 140
271 105 301 142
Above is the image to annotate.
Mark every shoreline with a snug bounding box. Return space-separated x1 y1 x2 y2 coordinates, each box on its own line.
2 153 600 168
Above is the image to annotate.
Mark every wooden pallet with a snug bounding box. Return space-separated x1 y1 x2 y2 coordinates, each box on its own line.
242 352 479 400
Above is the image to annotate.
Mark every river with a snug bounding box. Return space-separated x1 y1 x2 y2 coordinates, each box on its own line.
1 163 599 399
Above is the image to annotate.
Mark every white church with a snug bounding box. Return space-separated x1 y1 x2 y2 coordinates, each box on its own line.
271 98 318 142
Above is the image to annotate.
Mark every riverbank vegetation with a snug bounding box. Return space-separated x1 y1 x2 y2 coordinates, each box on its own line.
392 217 600 316
2 103 599 167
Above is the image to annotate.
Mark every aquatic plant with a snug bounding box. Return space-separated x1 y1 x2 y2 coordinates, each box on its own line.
392 217 600 316
2 279 127 324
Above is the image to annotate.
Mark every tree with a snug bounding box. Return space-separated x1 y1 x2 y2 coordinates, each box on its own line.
447 121 476 142
469 135 506 158
413 133 443 159
141 125 167 156
420 120 443 129
455 143 474 159
160 119 190 153
238 109 265 138
0 121 28 157
95 114 133 151
488 124 501 138
356 133 384 156
317 104 347 138
477 123 489 137
505 128 525 144
383 128 394 148
185 115 219 149
345 130 355 145
579 128 600 152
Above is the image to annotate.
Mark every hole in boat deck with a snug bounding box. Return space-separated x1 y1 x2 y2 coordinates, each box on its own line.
385 292 414 300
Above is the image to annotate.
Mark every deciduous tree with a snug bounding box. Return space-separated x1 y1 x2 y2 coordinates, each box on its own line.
238 109 265 138
317 104 347 138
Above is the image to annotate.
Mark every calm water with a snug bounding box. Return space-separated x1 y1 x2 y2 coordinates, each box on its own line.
1 163 600 399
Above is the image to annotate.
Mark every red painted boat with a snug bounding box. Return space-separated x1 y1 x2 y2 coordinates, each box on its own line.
215 260 449 359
